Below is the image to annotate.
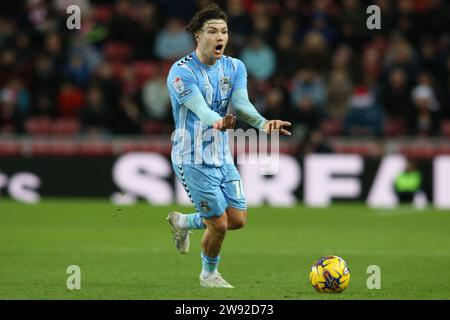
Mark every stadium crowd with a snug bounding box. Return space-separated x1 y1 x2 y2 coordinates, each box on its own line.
1 0 450 145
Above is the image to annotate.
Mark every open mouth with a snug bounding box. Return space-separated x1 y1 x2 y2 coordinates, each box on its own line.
214 44 223 54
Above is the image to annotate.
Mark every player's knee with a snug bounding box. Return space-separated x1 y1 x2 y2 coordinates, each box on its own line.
208 215 228 234
228 210 247 230
233 214 247 229
212 222 228 234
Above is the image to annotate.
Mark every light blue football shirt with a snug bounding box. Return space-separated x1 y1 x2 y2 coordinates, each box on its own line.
167 51 247 167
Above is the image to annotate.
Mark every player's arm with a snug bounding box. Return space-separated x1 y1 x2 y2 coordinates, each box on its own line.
230 59 291 135
184 96 236 130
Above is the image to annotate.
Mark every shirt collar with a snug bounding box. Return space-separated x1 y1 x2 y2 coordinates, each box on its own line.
192 51 220 70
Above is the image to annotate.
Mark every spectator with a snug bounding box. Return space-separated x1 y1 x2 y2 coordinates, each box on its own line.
0 85 24 133
291 68 326 111
226 0 253 47
0 17 15 48
250 1 275 43
303 130 334 154
408 84 440 135
344 82 384 135
32 53 60 91
240 35 276 81
154 17 194 61
14 31 34 65
32 90 57 118
261 86 289 121
416 71 447 120
278 15 302 43
330 44 354 78
338 0 366 50
133 2 163 60
44 32 65 67
325 69 353 118
80 85 110 135
308 12 337 47
396 0 419 43
382 35 418 83
112 95 142 134
418 38 441 80
90 62 122 111
290 90 322 137
443 55 450 119
63 52 90 88
394 159 422 204
297 31 329 71
57 81 85 118
362 46 382 84
275 32 298 78
379 68 414 119
121 65 140 98
141 65 171 121
107 0 140 45
0 48 18 87
6 79 30 117
421 0 450 36
67 36 103 73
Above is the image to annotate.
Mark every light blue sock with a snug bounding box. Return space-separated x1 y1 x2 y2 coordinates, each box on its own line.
201 252 220 276
177 212 206 229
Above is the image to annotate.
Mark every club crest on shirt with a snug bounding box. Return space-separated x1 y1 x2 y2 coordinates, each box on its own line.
172 76 184 94
220 77 232 92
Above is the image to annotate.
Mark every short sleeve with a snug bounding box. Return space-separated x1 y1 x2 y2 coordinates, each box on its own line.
167 65 201 105
233 59 247 91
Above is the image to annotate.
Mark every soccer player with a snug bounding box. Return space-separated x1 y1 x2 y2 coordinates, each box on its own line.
166 4 291 288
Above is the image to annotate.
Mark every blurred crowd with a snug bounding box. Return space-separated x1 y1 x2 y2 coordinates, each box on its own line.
1 0 450 145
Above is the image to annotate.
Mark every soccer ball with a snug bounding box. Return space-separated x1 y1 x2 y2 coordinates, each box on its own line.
309 255 350 293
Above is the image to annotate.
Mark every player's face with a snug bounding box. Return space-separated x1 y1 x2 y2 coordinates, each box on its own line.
196 19 228 64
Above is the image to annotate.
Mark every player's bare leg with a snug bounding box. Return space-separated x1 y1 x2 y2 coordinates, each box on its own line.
201 214 227 258
226 207 247 230
167 208 245 254
199 213 234 288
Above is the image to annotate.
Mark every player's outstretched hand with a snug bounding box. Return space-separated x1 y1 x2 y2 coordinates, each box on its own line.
213 114 236 131
262 120 292 136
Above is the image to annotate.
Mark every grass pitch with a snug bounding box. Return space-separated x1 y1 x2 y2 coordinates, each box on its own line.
0 199 449 300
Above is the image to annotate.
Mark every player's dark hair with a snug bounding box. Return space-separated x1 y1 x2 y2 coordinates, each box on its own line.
186 3 228 37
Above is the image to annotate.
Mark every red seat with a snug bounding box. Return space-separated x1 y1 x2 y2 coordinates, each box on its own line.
398 144 436 159
25 117 52 135
111 62 126 79
0 142 21 156
142 120 166 134
51 118 80 135
320 118 343 136
437 144 450 155
30 140 78 156
332 142 379 156
104 42 132 62
79 140 113 156
92 5 113 24
384 118 405 136
121 142 139 153
440 120 450 137
134 62 158 86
